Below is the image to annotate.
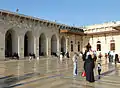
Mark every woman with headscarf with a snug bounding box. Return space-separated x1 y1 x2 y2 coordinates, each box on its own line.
83 43 95 82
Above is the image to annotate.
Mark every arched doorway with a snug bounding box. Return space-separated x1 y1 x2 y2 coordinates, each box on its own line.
39 33 46 56
51 35 57 56
97 41 101 51
110 40 115 51
24 31 33 57
61 36 66 53
5 30 15 57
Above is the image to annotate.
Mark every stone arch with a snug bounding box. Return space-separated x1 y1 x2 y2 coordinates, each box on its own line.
24 31 34 56
5 29 18 57
61 36 66 53
39 33 46 56
51 34 57 55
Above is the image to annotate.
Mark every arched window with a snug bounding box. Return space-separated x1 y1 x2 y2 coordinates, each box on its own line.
71 41 73 52
110 40 115 51
97 41 101 51
78 41 80 52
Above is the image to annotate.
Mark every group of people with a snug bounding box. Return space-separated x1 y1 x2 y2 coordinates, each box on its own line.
107 51 120 64
72 43 102 83
5 51 19 60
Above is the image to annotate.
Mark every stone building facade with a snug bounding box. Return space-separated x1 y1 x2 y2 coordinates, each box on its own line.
1 9 120 59
0 9 84 59
84 21 120 55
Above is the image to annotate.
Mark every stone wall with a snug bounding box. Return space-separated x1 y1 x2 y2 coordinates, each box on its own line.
0 12 60 59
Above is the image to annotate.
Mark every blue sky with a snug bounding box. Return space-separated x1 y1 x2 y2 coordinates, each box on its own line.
0 0 120 27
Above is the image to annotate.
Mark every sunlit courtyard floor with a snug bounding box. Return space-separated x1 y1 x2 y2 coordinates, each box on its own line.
0 57 120 88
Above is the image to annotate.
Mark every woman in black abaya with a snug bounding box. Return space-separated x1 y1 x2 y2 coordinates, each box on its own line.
84 53 95 82
83 43 95 82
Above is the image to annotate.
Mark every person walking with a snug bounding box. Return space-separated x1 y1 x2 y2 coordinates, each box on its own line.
72 52 78 76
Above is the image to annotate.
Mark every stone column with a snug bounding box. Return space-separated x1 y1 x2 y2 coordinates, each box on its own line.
59 36 61 53
57 38 60 54
46 37 49 56
35 36 39 57
33 36 36 55
48 37 51 57
19 35 24 58
17 36 20 56
0 32 5 59
66 38 68 53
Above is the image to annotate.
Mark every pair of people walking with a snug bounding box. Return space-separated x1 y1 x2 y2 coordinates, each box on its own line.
72 43 102 82
72 49 95 83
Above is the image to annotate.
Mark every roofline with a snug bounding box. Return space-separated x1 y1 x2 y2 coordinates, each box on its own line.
85 30 119 35
0 9 83 30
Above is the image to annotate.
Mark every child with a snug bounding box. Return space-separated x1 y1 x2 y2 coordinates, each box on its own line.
97 63 102 79
72 53 78 76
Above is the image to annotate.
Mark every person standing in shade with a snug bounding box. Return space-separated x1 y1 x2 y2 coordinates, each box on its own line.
72 52 78 76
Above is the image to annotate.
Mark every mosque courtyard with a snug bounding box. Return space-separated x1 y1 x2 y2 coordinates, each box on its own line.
0 57 119 88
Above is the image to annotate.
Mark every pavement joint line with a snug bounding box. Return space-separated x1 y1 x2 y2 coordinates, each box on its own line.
9 74 63 87
0 63 115 81
0 59 117 87
10 75 94 88
99 79 120 84
62 68 116 82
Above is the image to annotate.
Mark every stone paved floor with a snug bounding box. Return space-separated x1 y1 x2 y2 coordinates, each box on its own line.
0 57 120 88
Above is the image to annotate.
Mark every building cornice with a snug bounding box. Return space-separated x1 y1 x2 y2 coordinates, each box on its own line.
0 9 83 32
86 30 119 35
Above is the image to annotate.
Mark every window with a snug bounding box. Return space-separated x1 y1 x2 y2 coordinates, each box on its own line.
71 41 73 52
110 40 115 51
97 41 101 51
78 42 80 52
